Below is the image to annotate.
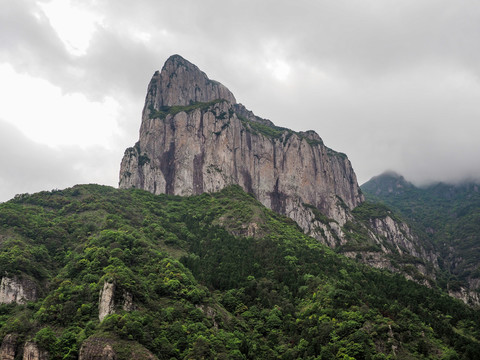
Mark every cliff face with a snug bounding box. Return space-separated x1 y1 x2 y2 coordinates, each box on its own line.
119 55 438 283
120 55 363 231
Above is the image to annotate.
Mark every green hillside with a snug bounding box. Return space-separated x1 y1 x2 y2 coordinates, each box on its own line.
0 184 479 359
362 173 480 295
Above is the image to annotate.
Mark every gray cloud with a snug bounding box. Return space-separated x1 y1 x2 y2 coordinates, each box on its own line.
1 0 480 201
0 119 118 202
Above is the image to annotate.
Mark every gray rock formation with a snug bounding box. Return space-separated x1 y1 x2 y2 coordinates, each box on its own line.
0 334 18 360
98 281 134 322
119 55 438 283
144 54 236 111
0 276 37 305
22 342 48 360
79 337 117 360
120 55 363 231
98 281 115 322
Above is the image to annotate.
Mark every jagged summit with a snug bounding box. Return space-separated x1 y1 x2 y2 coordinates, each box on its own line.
142 54 236 120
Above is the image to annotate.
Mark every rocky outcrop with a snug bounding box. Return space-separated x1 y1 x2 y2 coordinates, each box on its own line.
98 281 134 322
449 287 480 306
343 215 438 283
0 334 18 360
98 281 115 322
119 54 438 284
0 276 37 304
79 337 117 360
22 342 48 360
79 337 157 360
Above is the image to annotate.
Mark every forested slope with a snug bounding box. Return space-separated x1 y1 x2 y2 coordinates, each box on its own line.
0 184 479 359
362 172 480 304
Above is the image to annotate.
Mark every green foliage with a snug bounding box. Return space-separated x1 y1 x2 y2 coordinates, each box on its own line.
352 201 397 222
237 114 287 139
149 99 225 119
0 184 478 358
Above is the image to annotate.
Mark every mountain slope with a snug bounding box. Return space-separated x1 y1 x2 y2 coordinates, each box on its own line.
362 172 480 304
0 185 479 359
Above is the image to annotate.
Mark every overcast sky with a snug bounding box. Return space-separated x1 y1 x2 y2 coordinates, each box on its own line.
1 0 480 202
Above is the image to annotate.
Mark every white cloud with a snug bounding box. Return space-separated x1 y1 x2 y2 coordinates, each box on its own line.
0 64 121 148
38 0 102 56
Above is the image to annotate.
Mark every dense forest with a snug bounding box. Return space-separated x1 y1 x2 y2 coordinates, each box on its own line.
0 184 479 359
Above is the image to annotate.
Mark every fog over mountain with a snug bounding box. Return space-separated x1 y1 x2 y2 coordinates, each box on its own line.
1 0 480 201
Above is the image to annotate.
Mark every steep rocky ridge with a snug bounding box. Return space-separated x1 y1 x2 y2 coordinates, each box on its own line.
119 55 438 281
120 55 362 227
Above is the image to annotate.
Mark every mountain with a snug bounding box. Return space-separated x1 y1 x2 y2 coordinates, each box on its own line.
119 55 439 283
0 185 479 359
1 55 480 359
362 172 480 305
119 54 363 235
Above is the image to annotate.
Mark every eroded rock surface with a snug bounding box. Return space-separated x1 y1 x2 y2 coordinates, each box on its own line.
0 334 18 360
0 276 37 305
22 342 48 360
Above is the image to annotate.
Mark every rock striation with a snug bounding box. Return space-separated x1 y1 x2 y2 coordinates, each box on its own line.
119 55 438 282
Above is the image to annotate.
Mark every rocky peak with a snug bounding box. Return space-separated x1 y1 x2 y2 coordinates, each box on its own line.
142 54 236 120
119 55 439 285
120 55 366 234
